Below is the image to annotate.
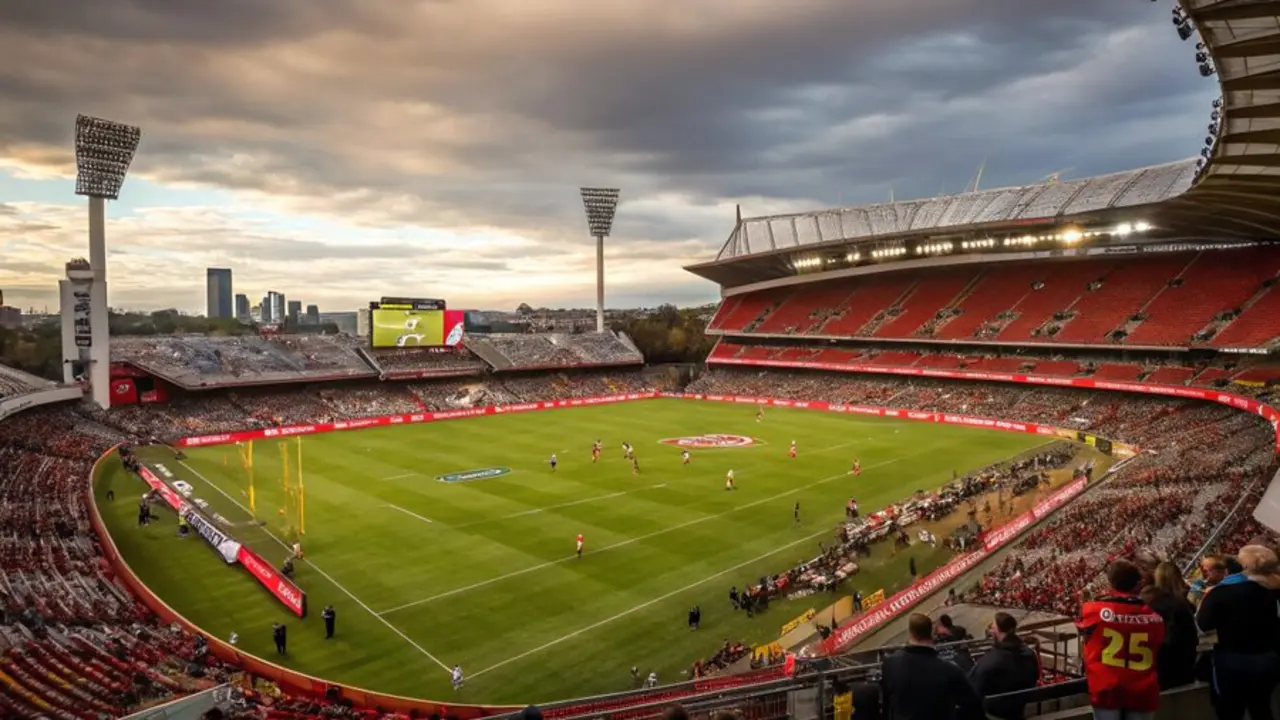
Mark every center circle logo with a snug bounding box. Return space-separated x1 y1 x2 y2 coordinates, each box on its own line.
659 434 758 449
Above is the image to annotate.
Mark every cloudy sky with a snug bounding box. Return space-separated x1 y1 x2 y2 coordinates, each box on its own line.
0 0 1217 315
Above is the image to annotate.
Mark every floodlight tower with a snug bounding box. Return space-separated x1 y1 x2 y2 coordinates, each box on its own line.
579 187 620 333
67 115 141 409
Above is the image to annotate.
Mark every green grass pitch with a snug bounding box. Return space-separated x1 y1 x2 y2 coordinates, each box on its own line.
94 399 1050 704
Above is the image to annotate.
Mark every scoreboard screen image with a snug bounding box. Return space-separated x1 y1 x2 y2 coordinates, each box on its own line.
371 308 465 347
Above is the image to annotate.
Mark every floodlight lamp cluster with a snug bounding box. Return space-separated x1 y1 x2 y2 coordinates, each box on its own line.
793 256 824 270
870 246 907 260
962 238 997 250
580 187 620 237
916 241 954 256
74 114 141 200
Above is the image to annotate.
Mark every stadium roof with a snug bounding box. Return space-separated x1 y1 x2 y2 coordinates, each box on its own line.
687 0 1280 288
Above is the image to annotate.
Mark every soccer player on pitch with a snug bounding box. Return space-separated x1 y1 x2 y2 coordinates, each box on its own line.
549 453 557 472
725 469 736 490
789 440 797 459
631 455 640 475
576 533 584 558
682 449 691 465
850 458 862 476
591 440 601 463
756 407 764 423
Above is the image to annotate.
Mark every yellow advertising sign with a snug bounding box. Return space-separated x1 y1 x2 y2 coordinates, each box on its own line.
781 608 817 636
862 589 886 610
753 642 782 661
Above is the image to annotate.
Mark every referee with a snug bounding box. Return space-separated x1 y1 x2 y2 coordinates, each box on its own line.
323 605 336 639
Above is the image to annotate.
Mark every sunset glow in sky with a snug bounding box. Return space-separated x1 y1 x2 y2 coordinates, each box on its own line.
0 1 1216 314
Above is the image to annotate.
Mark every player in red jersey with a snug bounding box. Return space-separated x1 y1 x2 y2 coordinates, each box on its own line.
788 441 797 459
576 534 584 558
850 458 862 476
591 440 601 463
1077 560 1165 719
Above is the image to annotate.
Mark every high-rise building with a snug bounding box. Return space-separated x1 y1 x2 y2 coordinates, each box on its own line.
267 291 285 325
356 308 371 337
234 294 251 322
260 295 272 323
305 304 320 326
206 268 233 319
287 300 302 325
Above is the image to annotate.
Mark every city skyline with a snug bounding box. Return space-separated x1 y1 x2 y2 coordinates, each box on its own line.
0 2 1217 315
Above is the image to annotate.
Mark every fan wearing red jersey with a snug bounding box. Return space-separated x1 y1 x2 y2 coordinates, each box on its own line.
1077 560 1165 720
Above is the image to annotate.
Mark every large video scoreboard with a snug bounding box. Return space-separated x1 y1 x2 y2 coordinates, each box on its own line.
369 298 464 348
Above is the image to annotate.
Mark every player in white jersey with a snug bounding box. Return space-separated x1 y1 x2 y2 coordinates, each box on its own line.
451 665 464 690
682 449 691 465
622 442 634 460
576 533 585 557
725 469 736 490
549 453 558 472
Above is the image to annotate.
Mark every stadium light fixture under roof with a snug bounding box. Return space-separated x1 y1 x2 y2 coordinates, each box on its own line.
74 114 141 200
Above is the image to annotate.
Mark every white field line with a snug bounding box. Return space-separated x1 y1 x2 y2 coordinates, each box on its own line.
382 472 417 481
376 457 900 617
386 504 433 524
490 483 668 523
469 524 835 680
178 461 452 674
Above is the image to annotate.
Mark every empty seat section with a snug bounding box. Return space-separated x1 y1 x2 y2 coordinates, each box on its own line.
1032 360 1080 376
1211 285 1280 348
1090 363 1143 382
1191 368 1234 386
810 348 855 365
737 345 780 360
866 351 922 367
775 347 821 362
755 284 855 335
1145 366 1196 385
936 265 1041 340
998 261 1109 341
714 291 779 332
820 275 915 336
917 354 966 369
708 342 740 360
970 357 1030 373
1054 256 1188 344
1233 364 1280 384
875 270 976 338
1127 248 1280 346
706 296 742 331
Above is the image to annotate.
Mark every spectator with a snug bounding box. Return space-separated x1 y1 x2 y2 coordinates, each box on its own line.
970 612 1040 720
1078 560 1165 720
1196 545 1280 720
1139 562 1197 690
880 613 985 720
1190 555 1228 606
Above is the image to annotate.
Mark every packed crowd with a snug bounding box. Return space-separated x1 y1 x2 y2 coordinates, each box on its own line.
0 408 237 717
0 363 53 400
112 336 375 387
464 332 643 370
84 370 657 442
365 347 487 377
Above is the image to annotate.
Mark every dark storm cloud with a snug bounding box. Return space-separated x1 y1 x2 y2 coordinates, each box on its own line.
0 0 1220 310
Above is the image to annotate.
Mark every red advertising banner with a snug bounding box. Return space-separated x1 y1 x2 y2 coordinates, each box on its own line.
707 356 1280 451
819 475 1091 655
137 467 307 617
178 392 661 448
238 546 307 617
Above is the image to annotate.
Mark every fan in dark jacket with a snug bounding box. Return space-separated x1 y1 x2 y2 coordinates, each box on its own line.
881 613 985 720
1140 562 1198 690
935 614 976 673
970 613 1040 720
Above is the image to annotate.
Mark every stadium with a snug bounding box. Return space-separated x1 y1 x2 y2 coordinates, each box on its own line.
3 1 1280 719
